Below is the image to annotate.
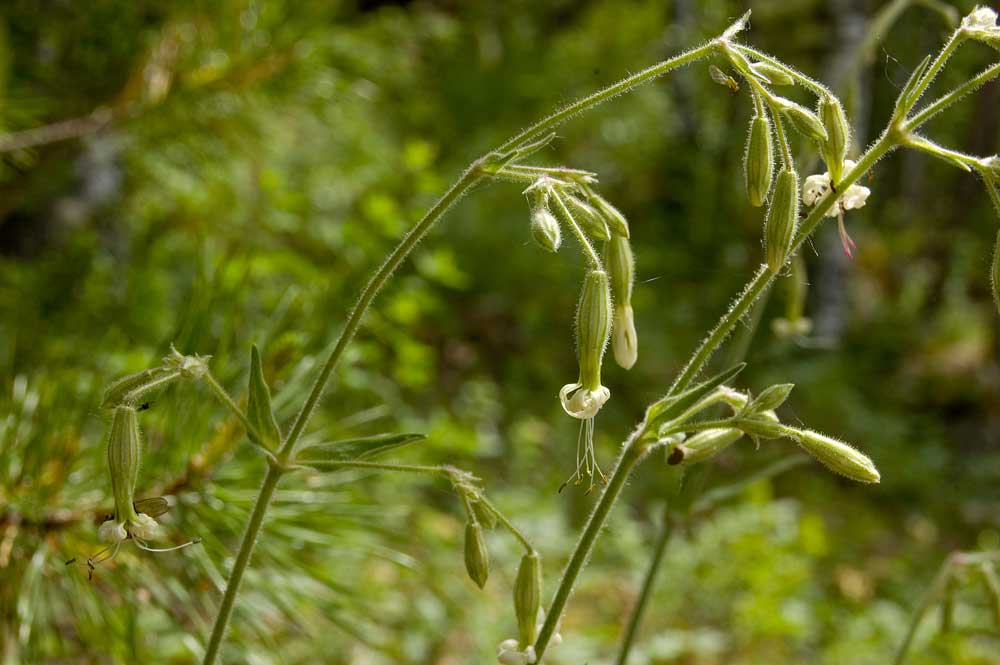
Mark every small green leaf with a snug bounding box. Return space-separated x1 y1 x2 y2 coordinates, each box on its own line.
247 344 281 450
298 432 426 463
895 54 932 116
748 383 794 413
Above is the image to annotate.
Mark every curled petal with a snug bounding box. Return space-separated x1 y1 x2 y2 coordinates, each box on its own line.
129 513 159 540
98 520 128 543
559 383 610 419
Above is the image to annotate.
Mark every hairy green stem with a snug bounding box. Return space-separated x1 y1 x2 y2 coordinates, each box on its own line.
478 495 535 553
202 39 724 661
535 438 647 661
669 130 895 395
615 513 673 665
904 61 1000 130
202 464 283 665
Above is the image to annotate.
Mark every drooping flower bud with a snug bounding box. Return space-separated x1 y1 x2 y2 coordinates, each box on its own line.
101 367 181 409
563 195 610 241
795 429 880 483
514 552 542 646
764 168 800 272
776 99 828 142
530 206 562 253
107 405 143 530
464 521 490 589
818 95 850 184
745 113 774 207
677 428 743 464
576 270 612 392
589 194 630 238
605 235 638 369
750 61 794 86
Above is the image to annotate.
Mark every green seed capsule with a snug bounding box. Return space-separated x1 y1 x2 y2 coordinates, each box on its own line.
464 521 490 589
107 405 142 524
514 552 542 646
992 231 1000 315
818 95 850 184
796 429 881 483
564 196 610 241
750 61 794 86
590 195 630 238
764 169 800 272
745 114 774 207
680 428 743 464
778 100 828 142
530 206 562 253
576 270 613 391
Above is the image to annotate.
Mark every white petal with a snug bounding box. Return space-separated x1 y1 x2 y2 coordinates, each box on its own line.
129 513 159 540
497 640 519 653
99 520 128 543
964 6 998 29
841 184 871 210
802 174 831 206
559 384 610 419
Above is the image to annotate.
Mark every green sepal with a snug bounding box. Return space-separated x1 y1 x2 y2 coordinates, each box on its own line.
247 345 282 450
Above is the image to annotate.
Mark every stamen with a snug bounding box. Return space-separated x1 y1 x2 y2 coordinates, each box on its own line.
134 537 202 553
837 210 856 258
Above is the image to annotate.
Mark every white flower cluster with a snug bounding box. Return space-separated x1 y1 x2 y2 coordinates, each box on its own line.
801 160 871 218
963 6 998 31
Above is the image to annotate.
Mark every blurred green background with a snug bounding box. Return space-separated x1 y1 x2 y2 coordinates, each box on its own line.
2 0 1000 663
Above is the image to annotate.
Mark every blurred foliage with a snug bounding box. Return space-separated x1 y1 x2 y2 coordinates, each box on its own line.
1 0 1000 663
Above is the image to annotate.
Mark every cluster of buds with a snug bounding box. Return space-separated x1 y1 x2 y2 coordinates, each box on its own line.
718 45 869 269
521 173 639 490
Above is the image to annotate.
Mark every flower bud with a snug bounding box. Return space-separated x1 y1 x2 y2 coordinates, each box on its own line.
764 169 800 272
589 195 630 238
795 429 880 483
750 61 794 86
745 113 774 207
576 270 613 391
679 428 743 464
818 95 850 184
514 552 542 646
530 206 562 253
564 195 610 241
464 521 490 589
612 305 638 370
107 405 143 526
777 99 828 142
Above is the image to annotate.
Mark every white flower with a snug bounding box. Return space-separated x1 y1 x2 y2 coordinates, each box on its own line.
98 520 128 543
496 639 536 665
130 513 159 540
559 383 611 420
963 6 997 30
801 160 871 217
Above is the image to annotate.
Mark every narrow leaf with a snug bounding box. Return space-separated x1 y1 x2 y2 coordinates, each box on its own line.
895 54 932 115
298 432 427 463
646 363 746 426
247 344 281 450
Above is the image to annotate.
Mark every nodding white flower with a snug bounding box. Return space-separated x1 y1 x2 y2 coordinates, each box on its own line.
496 640 536 665
802 160 871 216
962 6 997 30
802 159 870 257
559 383 611 420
